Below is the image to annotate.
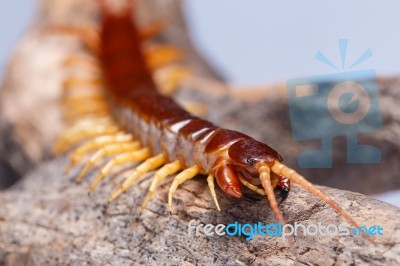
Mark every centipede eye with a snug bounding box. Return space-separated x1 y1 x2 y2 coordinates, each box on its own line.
228 139 283 166
246 158 255 166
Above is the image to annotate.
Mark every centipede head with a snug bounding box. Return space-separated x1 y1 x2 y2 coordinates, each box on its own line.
227 139 290 201
212 139 288 199
213 138 362 233
228 139 283 172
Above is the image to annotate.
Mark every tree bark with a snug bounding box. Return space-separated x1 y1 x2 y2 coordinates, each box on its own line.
0 156 399 265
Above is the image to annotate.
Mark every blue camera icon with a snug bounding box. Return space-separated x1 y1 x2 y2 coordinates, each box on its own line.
287 69 382 168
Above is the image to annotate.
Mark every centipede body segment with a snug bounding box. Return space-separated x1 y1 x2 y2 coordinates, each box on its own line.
54 0 361 230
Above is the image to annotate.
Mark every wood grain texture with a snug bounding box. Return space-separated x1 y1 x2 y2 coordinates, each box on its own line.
0 155 399 265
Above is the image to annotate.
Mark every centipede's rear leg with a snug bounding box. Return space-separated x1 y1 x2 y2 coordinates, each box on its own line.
140 160 182 212
108 154 167 201
47 20 163 55
167 165 200 213
89 148 151 191
52 21 189 97
77 142 141 182
53 124 121 154
70 134 133 160
45 23 101 54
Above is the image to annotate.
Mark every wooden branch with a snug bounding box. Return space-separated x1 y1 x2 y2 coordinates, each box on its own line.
0 156 399 265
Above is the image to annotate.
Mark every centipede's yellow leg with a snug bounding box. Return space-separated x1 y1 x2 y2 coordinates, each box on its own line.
63 100 109 112
62 105 109 119
58 118 104 136
168 165 200 213
63 99 108 109
63 78 104 91
108 154 167 202
154 65 191 95
62 95 106 107
139 20 164 40
47 24 100 54
53 124 121 154
180 101 208 118
77 142 141 182
57 116 113 137
144 45 183 70
64 117 113 132
64 52 98 64
65 134 134 174
140 160 182 213
88 148 151 191
207 173 221 211
64 112 112 125
63 105 111 120
64 53 101 72
62 84 105 102
238 175 266 196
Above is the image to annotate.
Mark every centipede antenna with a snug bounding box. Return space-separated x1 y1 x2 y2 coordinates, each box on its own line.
258 162 286 226
271 161 360 230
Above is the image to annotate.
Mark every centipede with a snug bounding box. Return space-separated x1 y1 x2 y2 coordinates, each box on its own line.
53 0 361 231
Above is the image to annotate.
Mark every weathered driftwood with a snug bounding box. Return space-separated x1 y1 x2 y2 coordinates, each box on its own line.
1 0 400 195
1 0 400 265
1 156 399 265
